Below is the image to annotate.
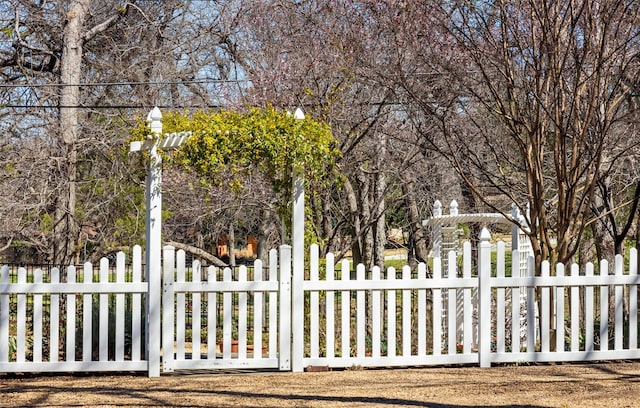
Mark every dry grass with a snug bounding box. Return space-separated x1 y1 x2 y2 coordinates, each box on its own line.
2 362 640 407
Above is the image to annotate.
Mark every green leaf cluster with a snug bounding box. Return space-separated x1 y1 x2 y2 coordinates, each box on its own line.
151 106 339 199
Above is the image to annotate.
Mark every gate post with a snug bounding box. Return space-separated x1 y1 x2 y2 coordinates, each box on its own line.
130 108 191 377
291 108 305 373
145 108 162 378
279 245 292 370
478 227 492 368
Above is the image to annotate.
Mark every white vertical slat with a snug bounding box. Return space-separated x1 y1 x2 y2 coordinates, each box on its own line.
223 266 233 359
585 262 594 351
50 267 60 363
16 267 26 363
66 266 77 362
192 260 202 360
478 228 492 368
115 252 125 361
269 249 278 360
176 250 186 360
570 263 580 352
600 259 609 351
614 254 624 351
541 261 550 353
402 265 412 356
207 266 217 360
357 264 366 358
0 266 9 362
630 248 638 349
511 250 520 353
417 263 427 357
82 263 93 362
526 256 536 353
341 259 351 358
162 245 176 372
278 245 292 370
556 263 565 353
99 258 109 362
33 268 43 362
238 265 248 359
446 253 457 355
253 260 263 359
131 245 142 362
310 245 319 359
325 253 335 359
387 267 397 357
432 258 442 356
463 242 473 353
372 265 381 358
496 243 505 354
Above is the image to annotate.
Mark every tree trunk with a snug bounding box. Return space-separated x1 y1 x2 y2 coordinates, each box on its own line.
257 208 271 263
402 178 430 269
373 132 387 270
357 170 374 271
228 222 236 268
343 177 363 265
53 1 90 266
52 1 122 265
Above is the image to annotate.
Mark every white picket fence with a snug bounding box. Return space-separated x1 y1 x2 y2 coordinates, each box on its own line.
2 229 640 375
298 231 640 369
0 246 147 373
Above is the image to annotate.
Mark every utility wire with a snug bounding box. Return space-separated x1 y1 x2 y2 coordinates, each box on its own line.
0 78 250 88
1 104 225 109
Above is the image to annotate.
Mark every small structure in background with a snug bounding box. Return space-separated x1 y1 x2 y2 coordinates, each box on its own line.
423 199 533 349
423 199 532 277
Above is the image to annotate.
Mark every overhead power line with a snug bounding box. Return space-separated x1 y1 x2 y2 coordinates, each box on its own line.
0 78 250 88
1 104 225 109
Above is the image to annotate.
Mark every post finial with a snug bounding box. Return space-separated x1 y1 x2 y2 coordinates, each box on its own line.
479 227 491 242
433 200 442 217
147 107 162 138
450 200 458 216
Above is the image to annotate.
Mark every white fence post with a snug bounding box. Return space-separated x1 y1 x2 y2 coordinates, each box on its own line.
145 108 162 378
279 245 292 370
291 108 305 373
478 227 492 368
0 266 7 363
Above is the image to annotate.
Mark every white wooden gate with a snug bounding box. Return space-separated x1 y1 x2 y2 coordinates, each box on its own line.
161 245 291 372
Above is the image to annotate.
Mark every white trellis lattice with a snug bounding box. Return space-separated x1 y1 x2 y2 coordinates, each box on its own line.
423 200 534 349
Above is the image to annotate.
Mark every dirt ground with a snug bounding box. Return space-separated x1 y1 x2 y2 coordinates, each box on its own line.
2 362 640 407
